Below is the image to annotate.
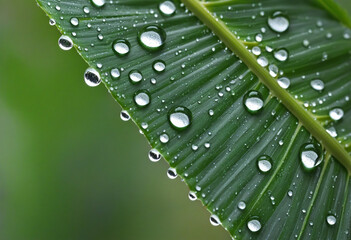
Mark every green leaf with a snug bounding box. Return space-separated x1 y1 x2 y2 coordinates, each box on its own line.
36 0 351 239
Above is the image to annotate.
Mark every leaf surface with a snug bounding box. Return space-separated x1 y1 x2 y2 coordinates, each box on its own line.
36 0 351 239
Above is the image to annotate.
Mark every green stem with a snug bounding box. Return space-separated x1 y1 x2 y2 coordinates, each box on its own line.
181 0 351 173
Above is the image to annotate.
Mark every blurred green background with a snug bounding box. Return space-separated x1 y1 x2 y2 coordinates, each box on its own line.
0 1 350 240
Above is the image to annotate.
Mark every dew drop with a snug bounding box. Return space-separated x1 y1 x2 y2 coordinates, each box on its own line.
149 149 161 162
310 79 324 91
238 201 246 210
49 18 56 26
159 1 176 16
70 17 79 27
255 33 263 42
252 46 261 56
274 49 289 62
84 68 101 87
326 215 336 226
257 155 272 173
58 35 73 51
188 191 197 201
329 108 344 121
257 56 268 67
129 70 143 84
153 60 166 72
326 127 337 138
90 0 105 7
243 91 264 114
110 68 121 79
300 143 323 170
167 167 178 179
134 90 151 107
168 106 192 130
268 11 290 33
210 215 221 226
120 110 130 121
160 133 170 144
138 25 166 51
269 64 278 77
277 77 290 89
247 219 261 232
112 39 130 56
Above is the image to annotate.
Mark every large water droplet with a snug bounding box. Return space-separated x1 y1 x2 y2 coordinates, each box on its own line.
149 149 161 162
138 25 166 51
268 11 290 33
112 39 130 56
310 79 324 91
210 215 221 226
329 108 344 121
257 155 272 173
326 215 336 226
84 68 101 87
134 90 151 107
167 167 178 179
159 1 176 16
153 60 166 72
129 70 143 84
277 77 290 89
274 49 289 62
247 219 261 232
58 35 73 51
91 0 105 7
168 106 192 130
300 143 323 170
243 91 264 114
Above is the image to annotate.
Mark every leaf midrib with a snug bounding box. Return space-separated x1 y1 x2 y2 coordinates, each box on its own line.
180 0 351 173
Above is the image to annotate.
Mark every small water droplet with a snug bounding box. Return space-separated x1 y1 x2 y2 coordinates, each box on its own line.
243 91 264 114
120 110 130 121
49 19 56 26
269 64 278 77
112 39 130 56
168 106 192 130
252 46 261 56
160 133 170 143
84 68 101 87
247 219 261 232
58 35 73 51
257 155 272 173
167 167 177 179
277 77 290 89
129 70 143 84
149 149 161 162
329 108 344 121
326 215 336 226
300 143 323 170
255 33 263 42
138 25 166 51
159 1 176 16
310 79 324 91
274 49 289 62
134 90 151 107
287 190 293 197
70 17 79 27
238 201 246 210
257 56 268 67
110 68 121 79
90 0 105 7
188 191 197 201
153 60 166 72
268 11 290 33
210 215 221 226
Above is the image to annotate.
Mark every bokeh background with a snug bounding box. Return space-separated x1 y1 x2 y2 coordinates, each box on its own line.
0 1 350 240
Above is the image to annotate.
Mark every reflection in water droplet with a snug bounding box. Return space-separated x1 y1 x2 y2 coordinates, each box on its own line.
257 155 272 173
84 68 101 87
153 60 166 72
188 191 197 201
277 77 290 89
129 70 143 84
110 68 121 79
300 143 323 170
160 133 170 143
134 90 151 107
326 215 336 226
244 91 264 114
238 201 246 210
247 219 261 232
120 110 130 121
167 167 178 179
210 215 221 226
168 106 192 130
138 25 166 51
268 11 290 33
91 0 105 7
329 108 344 121
310 79 324 91
159 1 176 16
274 49 289 62
112 39 130 56
58 35 73 51
149 149 161 162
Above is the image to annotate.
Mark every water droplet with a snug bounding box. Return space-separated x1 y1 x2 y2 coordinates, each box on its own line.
243 91 264 114
268 11 290 33
110 68 121 79
300 143 323 170
168 106 192 130
252 46 261 56
188 191 197 201
257 155 272 173
277 77 290 89
287 190 293 197
149 149 161 162
247 219 261 232
112 39 130 56
257 56 268 67
49 19 56 26
58 35 73 51
90 0 105 7
159 1 176 16
326 127 337 138
255 33 263 42
326 215 336 226
210 215 221 226
134 90 151 107
84 68 101 87
329 108 344 121
269 64 278 77
129 70 143 84
70 17 79 27
153 60 166 72
167 167 177 179
160 133 170 143
310 79 324 91
274 49 289 62
238 201 246 210
138 25 166 51
120 110 130 121
83 6 90 14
